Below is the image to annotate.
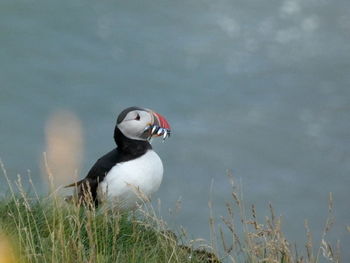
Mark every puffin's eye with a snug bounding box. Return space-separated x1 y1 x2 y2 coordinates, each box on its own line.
135 114 141 121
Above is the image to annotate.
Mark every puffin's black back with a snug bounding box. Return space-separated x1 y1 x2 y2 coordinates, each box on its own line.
78 127 152 206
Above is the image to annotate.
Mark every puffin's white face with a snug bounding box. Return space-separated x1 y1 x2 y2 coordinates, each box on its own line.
117 109 153 140
116 107 171 141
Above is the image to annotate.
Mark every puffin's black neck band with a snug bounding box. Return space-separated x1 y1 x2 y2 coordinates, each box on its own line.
114 127 152 156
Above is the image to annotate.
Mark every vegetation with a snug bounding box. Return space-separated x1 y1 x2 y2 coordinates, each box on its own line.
0 196 211 263
208 174 342 263
0 162 344 263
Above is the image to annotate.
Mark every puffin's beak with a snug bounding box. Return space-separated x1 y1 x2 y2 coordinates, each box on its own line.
144 110 171 140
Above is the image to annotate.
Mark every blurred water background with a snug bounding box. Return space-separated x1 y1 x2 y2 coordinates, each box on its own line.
1 0 349 259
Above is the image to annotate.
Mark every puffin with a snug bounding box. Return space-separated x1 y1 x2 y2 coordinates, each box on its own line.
66 106 171 209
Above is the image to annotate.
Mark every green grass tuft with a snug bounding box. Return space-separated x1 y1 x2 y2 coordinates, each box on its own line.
0 194 215 263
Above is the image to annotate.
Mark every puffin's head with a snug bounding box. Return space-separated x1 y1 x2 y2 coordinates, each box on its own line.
116 106 171 141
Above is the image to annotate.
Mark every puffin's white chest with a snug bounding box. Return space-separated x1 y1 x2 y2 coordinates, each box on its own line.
97 150 163 209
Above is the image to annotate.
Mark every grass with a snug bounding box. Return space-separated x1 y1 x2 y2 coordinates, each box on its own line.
0 162 345 263
0 196 203 263
208 173 342 263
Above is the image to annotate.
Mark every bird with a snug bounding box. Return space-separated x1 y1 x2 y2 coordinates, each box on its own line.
65 106 171 210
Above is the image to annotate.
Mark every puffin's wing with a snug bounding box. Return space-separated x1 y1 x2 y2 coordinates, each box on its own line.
65 148 120 204
64 152 116 188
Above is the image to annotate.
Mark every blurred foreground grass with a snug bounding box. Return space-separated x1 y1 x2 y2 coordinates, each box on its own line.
0 162 344 263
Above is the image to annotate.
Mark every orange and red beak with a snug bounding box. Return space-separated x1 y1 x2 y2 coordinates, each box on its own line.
144 110 171 140
152 112 171 131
